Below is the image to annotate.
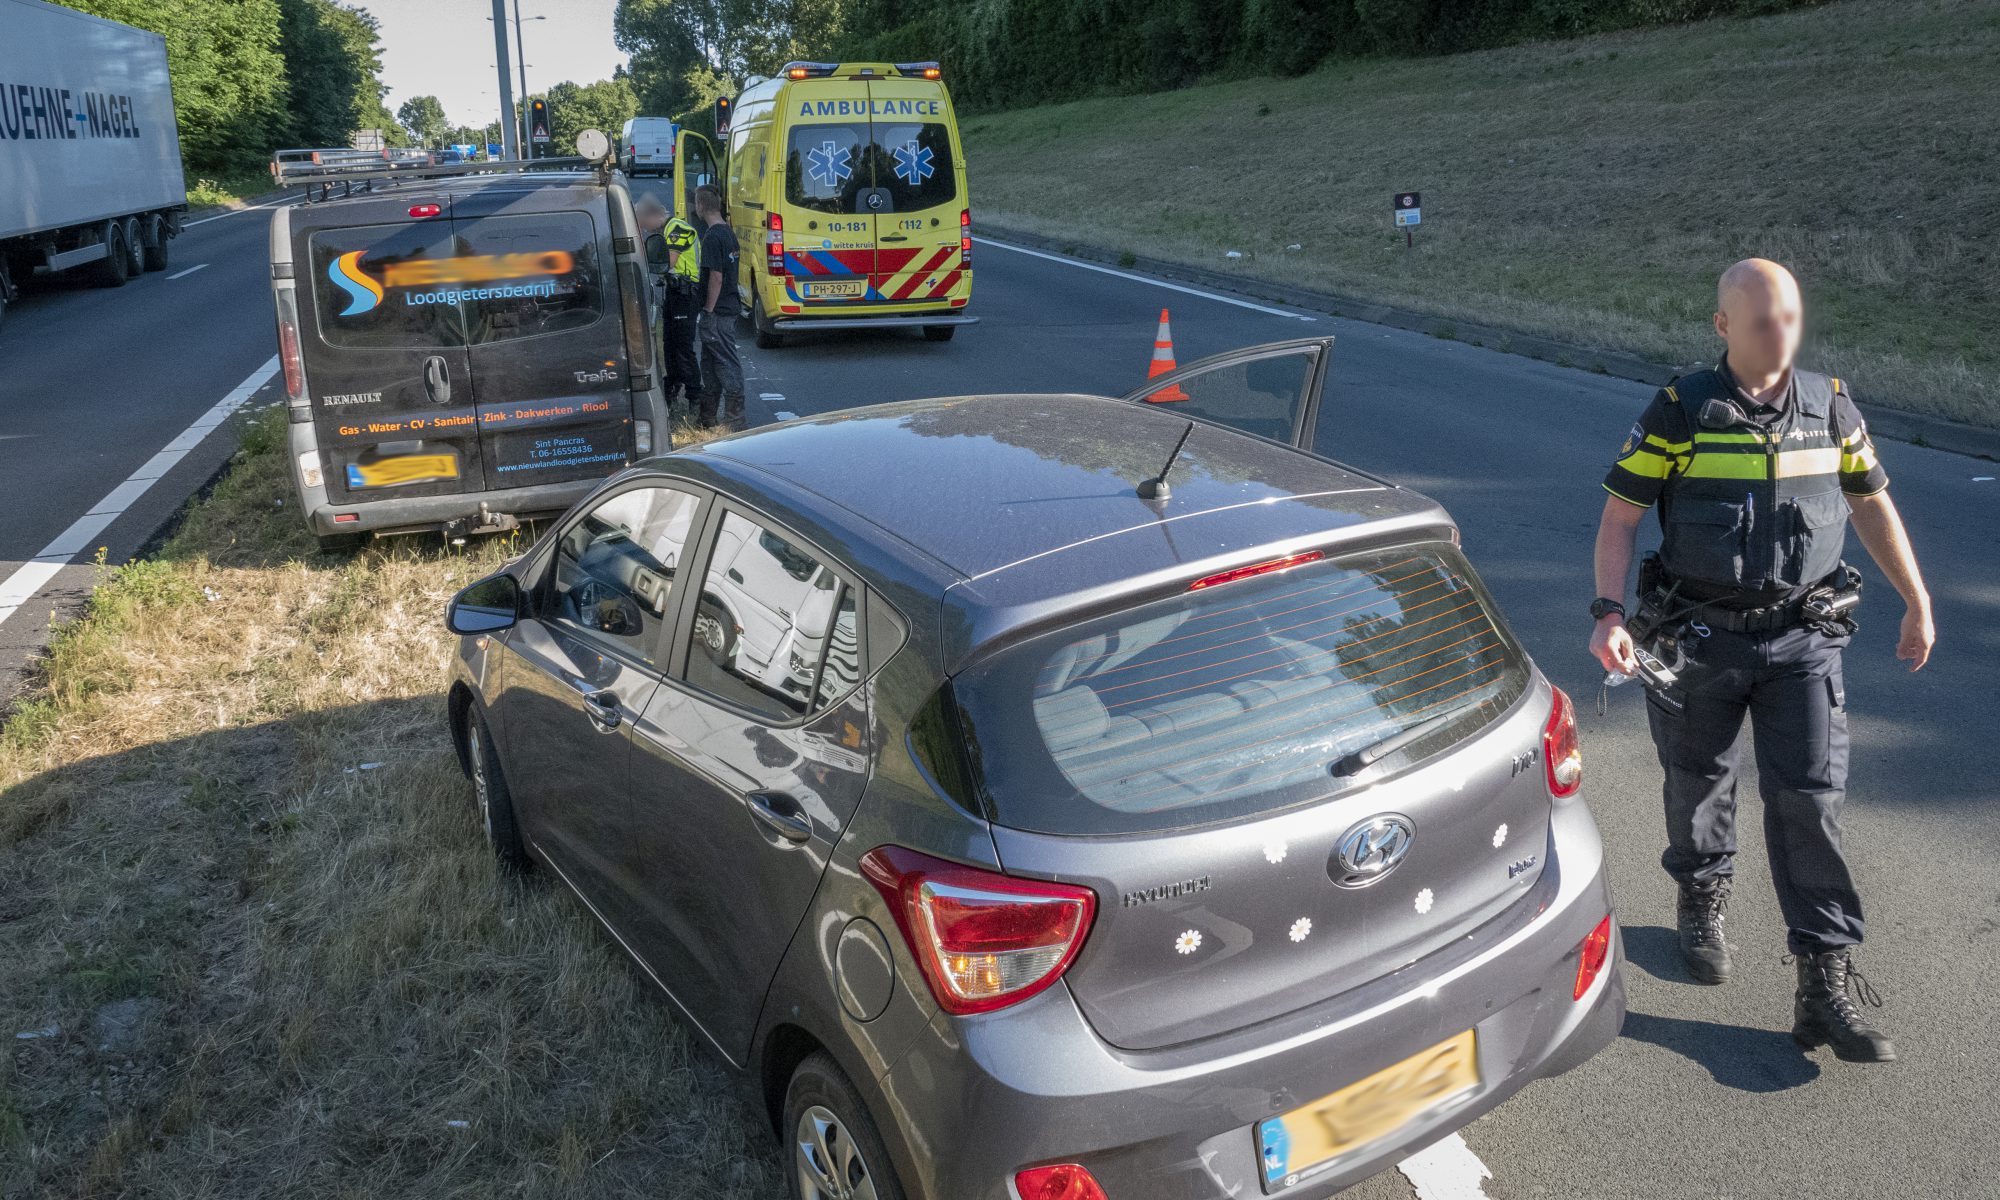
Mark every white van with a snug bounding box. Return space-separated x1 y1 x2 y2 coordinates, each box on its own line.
619 117 676 177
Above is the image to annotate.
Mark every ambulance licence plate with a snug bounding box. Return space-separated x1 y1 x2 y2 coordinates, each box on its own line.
1257 1030 1478 1190
805 280 865 299
346 453 459 489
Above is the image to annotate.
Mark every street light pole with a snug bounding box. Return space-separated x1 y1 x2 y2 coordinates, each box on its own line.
513 0 531 155
489 0 518 160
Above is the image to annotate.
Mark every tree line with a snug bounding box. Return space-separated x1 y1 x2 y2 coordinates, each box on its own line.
60 0 400 179
613 0 1825 116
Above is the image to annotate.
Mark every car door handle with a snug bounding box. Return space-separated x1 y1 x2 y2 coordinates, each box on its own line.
422 355 452 406
747 791 812 844
580 689 621 733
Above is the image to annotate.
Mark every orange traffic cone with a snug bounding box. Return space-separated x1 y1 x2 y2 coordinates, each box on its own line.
1144 308 1190 402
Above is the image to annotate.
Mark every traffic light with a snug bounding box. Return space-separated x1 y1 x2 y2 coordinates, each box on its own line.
527 97 550 158
713 95 732 137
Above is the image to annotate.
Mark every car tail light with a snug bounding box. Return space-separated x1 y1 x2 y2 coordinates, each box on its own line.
1574 914 1612 1000
1188 550 1322 591
860 846 1095 1016
1543 685 1582 798
766 212 786 277
1015 1163 1108 1200
959 208 972 268
274 288 306 403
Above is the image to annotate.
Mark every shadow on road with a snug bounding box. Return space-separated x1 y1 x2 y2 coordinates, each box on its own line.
1620 1008 1821 1093
1620 923 1709 984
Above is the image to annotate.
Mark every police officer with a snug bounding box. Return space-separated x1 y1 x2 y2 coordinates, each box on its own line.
637 195 703 411
1589 258 1933 1064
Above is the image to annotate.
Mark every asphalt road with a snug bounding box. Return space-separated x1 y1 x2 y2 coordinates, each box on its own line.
6 178 1999 1196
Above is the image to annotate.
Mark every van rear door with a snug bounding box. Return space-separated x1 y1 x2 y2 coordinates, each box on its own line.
766 102 878 304
294 196 487 503
865 77 966 306
449 187 634 489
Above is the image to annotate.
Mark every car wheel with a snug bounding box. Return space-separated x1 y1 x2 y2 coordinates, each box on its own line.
692 599 736 664
141 214 169 272
785 1052 903 1200
921 325 955 343
89 221 131 288
465 708 529 872
753 288 784 349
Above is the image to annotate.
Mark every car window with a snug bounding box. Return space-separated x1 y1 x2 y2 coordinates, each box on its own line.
785 122 869 214
1155 353 1314 444
868 121 955 211
307 223 466 348
685 511 860 721
951 545 1531 835
454 212 604 345
547 485 704 668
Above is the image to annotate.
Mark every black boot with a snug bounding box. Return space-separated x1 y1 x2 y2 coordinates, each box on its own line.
1792 948 1897 1063
1675 877 1733 984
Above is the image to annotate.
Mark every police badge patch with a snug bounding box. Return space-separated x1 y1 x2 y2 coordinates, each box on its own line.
1619 423 1644 457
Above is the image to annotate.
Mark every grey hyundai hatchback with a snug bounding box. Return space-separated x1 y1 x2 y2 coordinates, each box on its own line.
443 338 1624 1200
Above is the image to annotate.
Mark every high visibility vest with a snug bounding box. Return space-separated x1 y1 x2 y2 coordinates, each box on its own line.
664 217 700 282
1654 368 1849 593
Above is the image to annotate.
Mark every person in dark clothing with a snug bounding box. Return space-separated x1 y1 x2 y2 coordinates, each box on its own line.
1588 258 1933 1065
693 184 744 432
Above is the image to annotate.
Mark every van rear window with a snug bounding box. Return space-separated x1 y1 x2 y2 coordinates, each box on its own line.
951 545 1530 836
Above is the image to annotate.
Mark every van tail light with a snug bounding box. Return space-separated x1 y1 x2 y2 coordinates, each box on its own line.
766 212 786 277
1543 685 1582 798
616 259 653 375
1574 915 1612 1000
274 287 306 404
860 846 1095 1016
959 208 971 268
1015 1163 1108 1200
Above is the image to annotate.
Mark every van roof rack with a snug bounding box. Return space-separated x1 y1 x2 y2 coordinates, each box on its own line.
271 152 606 202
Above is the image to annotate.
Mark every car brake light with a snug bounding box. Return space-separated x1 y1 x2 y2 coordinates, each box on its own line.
1188 550 1322 591
1543 685 1582 798
1015 1163 1108 1200
860 846 1095 1016
766 212 785 276
1574 914 1612 1000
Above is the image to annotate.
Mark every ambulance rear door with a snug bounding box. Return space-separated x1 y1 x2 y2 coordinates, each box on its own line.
864 77 965 306
770 89 878 305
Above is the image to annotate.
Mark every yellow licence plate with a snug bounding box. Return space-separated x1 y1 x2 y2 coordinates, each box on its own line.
1258 1030 1478 1189
347 453 459 489
805 280 865 299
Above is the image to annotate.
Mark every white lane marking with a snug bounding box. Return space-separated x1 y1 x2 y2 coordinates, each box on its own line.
0 357 278 630
974 237 1317 321
1397 1133 1494 1200
181 193 298 228
166 264 209 280
773 411 798 423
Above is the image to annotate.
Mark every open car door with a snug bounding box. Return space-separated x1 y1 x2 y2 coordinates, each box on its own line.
1117 337 1334 452
673 128 720 222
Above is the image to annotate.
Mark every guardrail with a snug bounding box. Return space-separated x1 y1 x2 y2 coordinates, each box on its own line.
269 153 607 203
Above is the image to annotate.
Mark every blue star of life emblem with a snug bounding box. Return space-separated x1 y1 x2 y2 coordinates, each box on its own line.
806 140 850 189
893 140 934 186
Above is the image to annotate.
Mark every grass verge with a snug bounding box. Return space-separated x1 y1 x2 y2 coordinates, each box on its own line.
183 171 277 211
0 410 775 1197
962 0 1999 425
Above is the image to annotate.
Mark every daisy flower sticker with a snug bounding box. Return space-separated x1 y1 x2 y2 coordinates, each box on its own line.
1174 929 1203 956
1289 917 1312 943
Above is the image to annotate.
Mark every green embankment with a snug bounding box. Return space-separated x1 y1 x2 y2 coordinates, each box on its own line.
963 0 1999 425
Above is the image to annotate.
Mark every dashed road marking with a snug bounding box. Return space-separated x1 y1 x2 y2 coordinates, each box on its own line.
1397 1133 1494 1200
166 264 209 280
0 357 278 631
973 237 1317 321
760 392 797 422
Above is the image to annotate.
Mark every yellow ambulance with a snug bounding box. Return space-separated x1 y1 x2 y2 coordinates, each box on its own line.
672 61 976 347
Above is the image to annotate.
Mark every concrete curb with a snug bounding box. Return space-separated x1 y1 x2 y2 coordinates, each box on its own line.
981 222 1999 463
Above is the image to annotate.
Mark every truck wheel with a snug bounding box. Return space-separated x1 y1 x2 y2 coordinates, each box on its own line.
121 218 144 276
89 221 131 288
922 325 956 343
141 215 169 272
753 289 783 349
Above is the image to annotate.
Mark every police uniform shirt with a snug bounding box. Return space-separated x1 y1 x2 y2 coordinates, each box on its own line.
1604 361 1888 511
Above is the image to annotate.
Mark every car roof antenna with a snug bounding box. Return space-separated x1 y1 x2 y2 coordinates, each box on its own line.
1137 420 1195 501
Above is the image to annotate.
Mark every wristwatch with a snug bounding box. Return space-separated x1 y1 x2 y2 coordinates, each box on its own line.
1590 597 1626 621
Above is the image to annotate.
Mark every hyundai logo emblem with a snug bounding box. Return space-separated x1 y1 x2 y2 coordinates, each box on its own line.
1330 815 1416 888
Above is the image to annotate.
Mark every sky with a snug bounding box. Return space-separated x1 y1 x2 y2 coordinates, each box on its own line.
369 0 630 131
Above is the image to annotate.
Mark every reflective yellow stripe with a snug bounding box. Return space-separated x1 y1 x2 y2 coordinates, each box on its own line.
1644 433 1692 453
1842 426 1868 448
1843 444 1879 473
1774 447 1841 478
1691 431 1763 445
1615 446 1676 478
1682 454 1767 480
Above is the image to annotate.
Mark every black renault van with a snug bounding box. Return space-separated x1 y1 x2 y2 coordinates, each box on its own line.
268 160 667 550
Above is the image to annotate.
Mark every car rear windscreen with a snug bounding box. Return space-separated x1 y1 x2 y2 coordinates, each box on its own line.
951 545 1531 835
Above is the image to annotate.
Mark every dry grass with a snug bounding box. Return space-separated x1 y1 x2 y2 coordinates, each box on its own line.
0 409 780 1197
962 0 2000 424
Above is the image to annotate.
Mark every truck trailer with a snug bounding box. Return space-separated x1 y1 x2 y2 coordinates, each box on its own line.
0 0 188 331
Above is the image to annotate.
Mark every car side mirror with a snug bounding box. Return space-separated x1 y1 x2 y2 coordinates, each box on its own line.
447 572 523 635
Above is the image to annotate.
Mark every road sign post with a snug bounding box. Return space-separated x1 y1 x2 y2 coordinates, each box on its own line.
1394 191 1422 250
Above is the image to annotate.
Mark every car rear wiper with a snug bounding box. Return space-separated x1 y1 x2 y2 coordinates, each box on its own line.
1330 707 1470 777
